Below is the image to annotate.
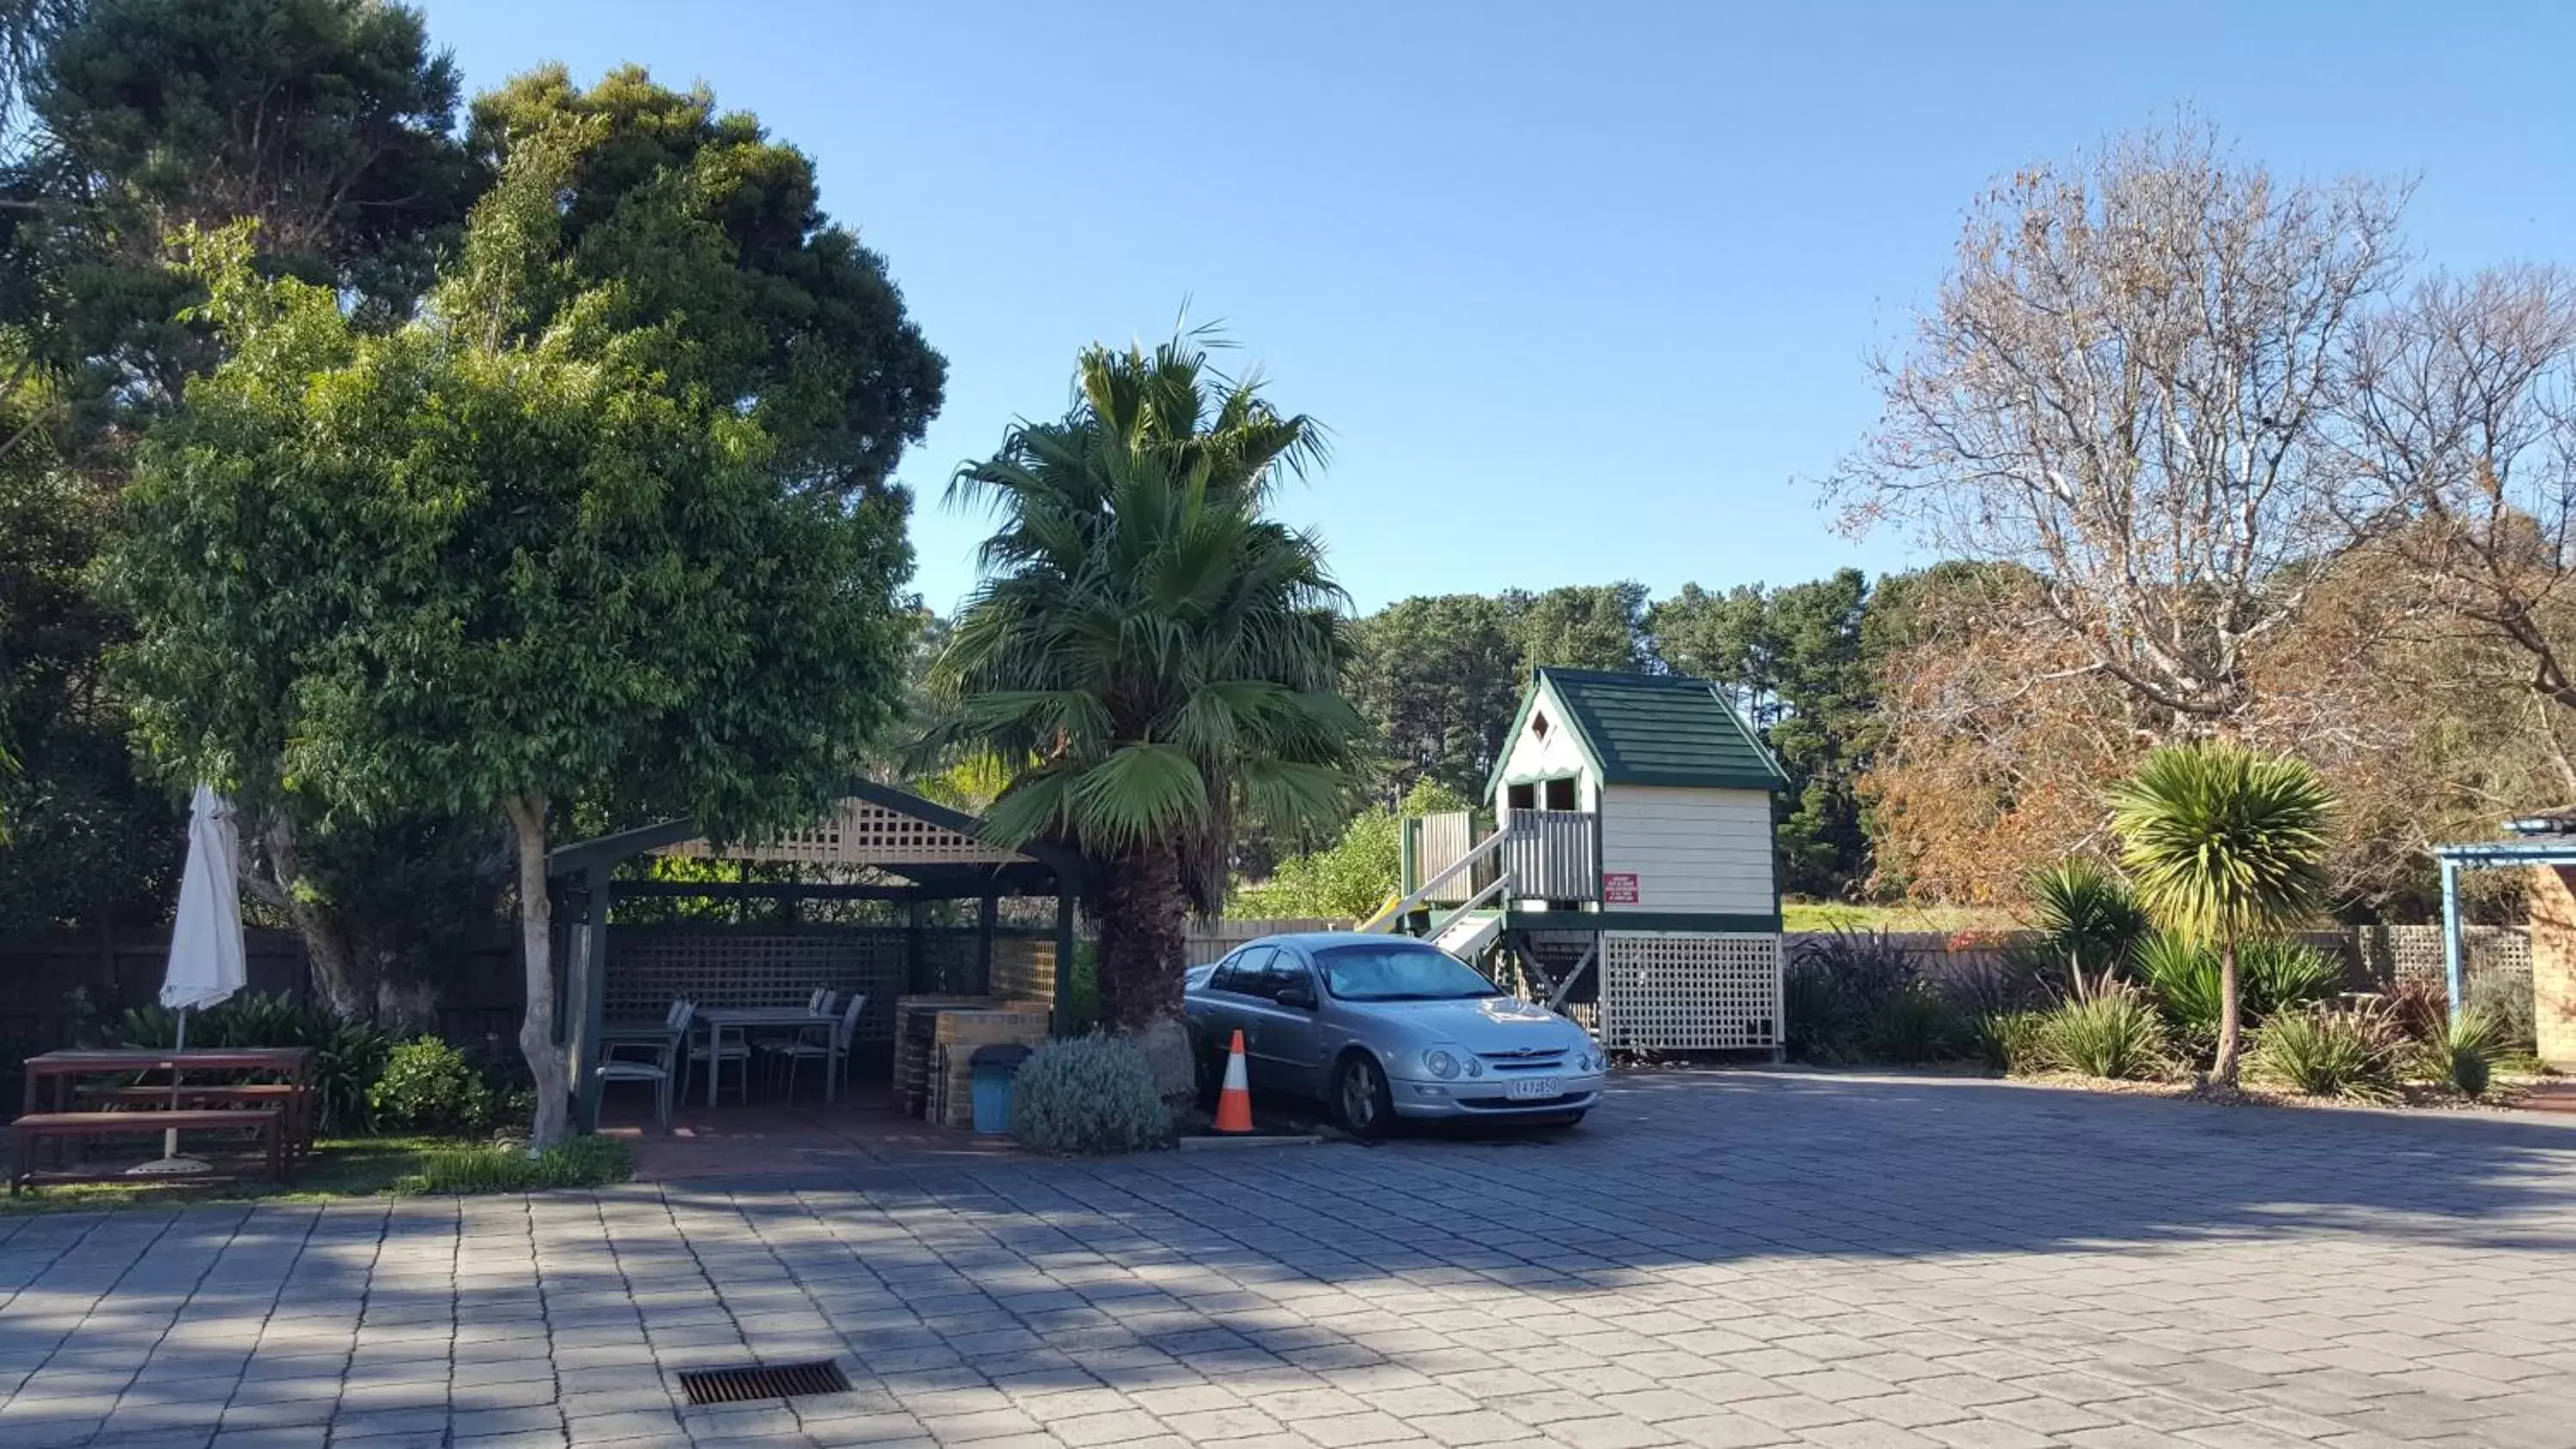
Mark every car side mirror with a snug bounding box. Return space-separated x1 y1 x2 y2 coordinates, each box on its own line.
1274 984 1317 1011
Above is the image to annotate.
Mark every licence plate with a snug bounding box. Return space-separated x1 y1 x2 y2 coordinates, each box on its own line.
1504 1076 1561 1100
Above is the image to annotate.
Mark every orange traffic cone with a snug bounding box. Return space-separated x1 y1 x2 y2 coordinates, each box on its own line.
1213 1028 1255 1133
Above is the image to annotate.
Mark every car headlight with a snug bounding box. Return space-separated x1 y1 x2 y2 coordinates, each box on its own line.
1424 1049 1460 1079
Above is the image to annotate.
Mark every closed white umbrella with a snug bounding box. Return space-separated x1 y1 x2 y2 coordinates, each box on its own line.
133 785 247 1174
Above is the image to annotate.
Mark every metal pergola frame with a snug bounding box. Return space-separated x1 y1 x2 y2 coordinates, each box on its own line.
2429 835 2576 1021
544 779 1080 1131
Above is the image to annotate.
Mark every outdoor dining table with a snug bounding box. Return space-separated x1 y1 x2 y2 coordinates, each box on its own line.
690 1006 837 1106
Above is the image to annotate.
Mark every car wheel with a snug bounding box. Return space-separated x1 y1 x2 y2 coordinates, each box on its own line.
1334 1052 1396 1140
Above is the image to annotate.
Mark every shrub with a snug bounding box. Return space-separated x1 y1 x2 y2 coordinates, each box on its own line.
1783 931 1919 1063
1867 981 1965 1064
2250 1001 2402 1100
369 1037 491 1135
311 1022 394 1135
2039 986 2171 1080
2427 1009 2506 1100
2137 934 2341 1056
2468 972 2537 1054
2026 860 2148 991
2372 978 2445 1046
1010 1035 1171 1154
1939 958 2049 1022
399 1136 631 1194
1976 1011 2050 1075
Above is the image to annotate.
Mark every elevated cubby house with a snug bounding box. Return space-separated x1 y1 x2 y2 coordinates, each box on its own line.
1365 668 1787 1055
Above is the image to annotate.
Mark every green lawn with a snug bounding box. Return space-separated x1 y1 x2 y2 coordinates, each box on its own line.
1782 900 2022 934
3 1133 630 1214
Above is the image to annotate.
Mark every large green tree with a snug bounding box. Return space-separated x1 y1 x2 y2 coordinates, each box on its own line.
1346 593 1522 800
933 333 1361 1046
7 0 475 430
0 0 474 948
108 128 917 1145
467 64 945 504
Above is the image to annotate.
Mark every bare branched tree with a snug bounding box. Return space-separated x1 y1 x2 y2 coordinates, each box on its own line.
1832 118 2409 731
2339 265 2576 792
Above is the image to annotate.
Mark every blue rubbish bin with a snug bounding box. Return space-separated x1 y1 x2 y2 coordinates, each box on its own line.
969 1044 1034 1134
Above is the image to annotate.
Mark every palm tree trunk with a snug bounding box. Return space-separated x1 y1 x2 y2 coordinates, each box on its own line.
1095 842 1187 1033
2212 937 2244 1088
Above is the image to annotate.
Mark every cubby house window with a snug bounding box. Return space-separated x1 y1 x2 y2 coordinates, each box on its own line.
1544 778 1577 811
1506 782 1536 810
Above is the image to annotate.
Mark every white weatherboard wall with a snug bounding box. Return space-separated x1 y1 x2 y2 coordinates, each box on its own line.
1491 677 1599 810
1599 785 1773 915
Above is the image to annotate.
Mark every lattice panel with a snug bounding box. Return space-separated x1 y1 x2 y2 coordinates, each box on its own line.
1600 931 1780 1052
602 929 908 1044
656 797 1026 866
2360 925 2530 989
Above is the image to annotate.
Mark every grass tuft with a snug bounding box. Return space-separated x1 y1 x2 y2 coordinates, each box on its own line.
396 1137 632 1195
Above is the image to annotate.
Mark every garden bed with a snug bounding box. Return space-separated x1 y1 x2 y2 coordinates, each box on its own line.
0 1134 633 1214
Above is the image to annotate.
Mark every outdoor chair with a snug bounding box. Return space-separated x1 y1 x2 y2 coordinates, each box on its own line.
597 999 691 1131
758 992 867 1104
750 988 839 1083
684 997 753 1106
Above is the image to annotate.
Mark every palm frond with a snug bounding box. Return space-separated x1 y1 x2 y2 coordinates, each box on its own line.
2108 743 2336 943
1069 743 1211 852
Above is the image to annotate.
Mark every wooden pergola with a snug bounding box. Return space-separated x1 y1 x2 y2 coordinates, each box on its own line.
544 780 1081 1129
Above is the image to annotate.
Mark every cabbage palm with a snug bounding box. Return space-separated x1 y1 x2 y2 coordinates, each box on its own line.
2108 743 2335 1088
932 332 1360 1034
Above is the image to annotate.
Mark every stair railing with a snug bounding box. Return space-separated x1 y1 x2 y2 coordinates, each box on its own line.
1431 873 1513 942
1359 827 1510 932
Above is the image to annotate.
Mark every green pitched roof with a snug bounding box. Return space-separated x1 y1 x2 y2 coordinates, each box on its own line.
1493 668 1789 795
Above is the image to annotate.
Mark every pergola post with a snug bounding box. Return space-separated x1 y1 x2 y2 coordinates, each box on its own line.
2439 855 2465 1025
976 893 999 996
574 864 611 1132
1053 884 1077 1037
906 899 927 994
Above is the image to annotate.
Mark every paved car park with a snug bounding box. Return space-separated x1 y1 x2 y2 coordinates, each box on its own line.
4 1070 2575 1448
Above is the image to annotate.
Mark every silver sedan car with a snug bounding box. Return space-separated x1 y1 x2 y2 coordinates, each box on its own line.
1182 931 1607 1137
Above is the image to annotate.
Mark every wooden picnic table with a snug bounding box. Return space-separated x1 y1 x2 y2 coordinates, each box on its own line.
19 1047 318 1153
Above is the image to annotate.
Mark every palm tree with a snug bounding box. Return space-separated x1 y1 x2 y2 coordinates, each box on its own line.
930 330 1361 1037
2107 743 2335 1088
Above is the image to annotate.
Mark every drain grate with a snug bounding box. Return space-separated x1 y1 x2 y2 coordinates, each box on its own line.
677 1359 852 1406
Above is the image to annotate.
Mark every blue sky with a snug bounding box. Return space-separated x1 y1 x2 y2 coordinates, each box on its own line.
419 0 2576 615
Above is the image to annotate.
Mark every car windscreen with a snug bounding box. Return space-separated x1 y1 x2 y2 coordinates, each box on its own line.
1313 944 1504 1002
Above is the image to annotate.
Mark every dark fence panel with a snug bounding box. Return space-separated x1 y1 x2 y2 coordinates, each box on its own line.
0 927 309 1052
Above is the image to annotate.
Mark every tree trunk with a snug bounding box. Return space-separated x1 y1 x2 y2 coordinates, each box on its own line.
1095 842 1187 1033
505 795 571 1149
2211 937 2245 1088
245 809 374 1021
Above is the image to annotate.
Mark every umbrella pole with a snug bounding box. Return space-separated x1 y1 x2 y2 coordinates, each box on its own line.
164 1008 187 1161
129 1006 210 1176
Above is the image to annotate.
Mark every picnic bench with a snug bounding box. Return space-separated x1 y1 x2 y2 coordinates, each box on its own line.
11 1108 290 1194
10 1047 316 1193
73 1083 313 1153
